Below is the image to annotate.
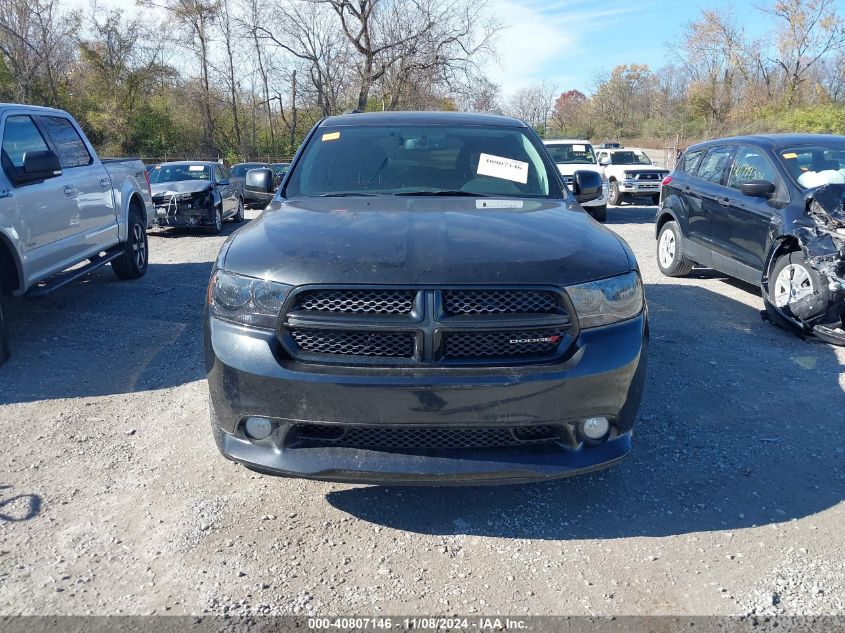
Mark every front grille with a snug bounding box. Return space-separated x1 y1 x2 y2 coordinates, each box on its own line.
444 289 562 315
291 424 566 449
295 289 415 315
289 328 414 358
443 329 565 360
280 287 573 366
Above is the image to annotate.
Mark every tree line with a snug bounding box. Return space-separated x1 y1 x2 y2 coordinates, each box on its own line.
0 0 843 160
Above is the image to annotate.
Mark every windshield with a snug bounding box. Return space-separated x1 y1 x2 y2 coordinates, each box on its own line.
610 151 653 166
778 142 845 189
284 124 561 199
272 163 289 176
231 163 267 178
150 164 211 183
545 143 596 165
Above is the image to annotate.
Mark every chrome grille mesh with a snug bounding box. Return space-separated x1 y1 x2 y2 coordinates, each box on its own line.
443 329 565 359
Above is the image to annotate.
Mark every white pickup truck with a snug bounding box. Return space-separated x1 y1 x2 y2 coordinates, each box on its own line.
594 147 669 206
543 139 609 222
0 104 154 363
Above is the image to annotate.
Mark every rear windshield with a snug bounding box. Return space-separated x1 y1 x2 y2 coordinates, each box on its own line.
610 151 653 166
545 143 596 165
284 124 561 199
231 163 266 178
150 164 211 183
777 141 845 189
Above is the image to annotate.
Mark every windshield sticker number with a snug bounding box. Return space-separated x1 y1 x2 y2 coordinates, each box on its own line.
322 132 341 142
572 144 586 152
477 153 529 184
188 165 205 171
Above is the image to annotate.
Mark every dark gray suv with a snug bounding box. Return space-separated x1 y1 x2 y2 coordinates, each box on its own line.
203 111 648 485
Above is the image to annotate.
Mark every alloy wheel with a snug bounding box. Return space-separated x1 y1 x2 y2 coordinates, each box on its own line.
773 263 814 308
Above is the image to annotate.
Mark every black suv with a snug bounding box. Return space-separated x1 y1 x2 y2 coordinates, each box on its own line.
656 134 845 344
203 111 648 485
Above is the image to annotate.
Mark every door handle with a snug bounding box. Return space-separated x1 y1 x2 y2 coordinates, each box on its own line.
99 178 111 188
64 185 78 197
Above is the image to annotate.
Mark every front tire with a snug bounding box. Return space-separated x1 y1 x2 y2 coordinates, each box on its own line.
112 206 148 280
608 181 622 206
767 251 830 322
589 205 607 222
209 205 223 235
656 221 694 277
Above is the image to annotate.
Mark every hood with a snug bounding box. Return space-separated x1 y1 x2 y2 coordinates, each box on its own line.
556 164 603 177
150 180 211 196
222 197 632 287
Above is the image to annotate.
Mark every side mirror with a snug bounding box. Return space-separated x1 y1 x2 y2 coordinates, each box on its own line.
740 180 775 197
20 150 62 184
599 157 610 166
572 170 603 203
216 178 230 186
245 167 274 193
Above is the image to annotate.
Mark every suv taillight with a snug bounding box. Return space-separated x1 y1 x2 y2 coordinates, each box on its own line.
661 175 672 186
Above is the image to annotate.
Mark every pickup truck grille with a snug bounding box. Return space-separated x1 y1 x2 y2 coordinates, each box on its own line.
289 424 570 449
279 287 574 367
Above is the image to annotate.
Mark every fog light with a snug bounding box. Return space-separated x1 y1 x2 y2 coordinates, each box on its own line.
244 416 274 440
582 416 610 440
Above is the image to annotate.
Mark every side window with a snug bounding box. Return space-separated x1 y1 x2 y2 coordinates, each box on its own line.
696 146 734 184
728 147 778 188
217 166 229 181
1 115 50 169
680 148 705 175
40 116 92 168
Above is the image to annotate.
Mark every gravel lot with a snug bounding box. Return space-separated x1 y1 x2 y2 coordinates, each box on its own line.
1 195 843 618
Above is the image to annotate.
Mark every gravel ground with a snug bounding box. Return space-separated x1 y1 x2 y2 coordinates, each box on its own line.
0 197 843 618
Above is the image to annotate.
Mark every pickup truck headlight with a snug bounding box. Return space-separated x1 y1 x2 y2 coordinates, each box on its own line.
208 270 292 329
565 271 643 329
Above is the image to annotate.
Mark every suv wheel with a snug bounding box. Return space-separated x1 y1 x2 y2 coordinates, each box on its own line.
233 198 245 222
112 207 149 280
656 221 694 277
608 181 622 206
767 251 830 321
589 205 607 222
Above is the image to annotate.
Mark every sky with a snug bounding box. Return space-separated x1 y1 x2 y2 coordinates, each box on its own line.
76 0 773 98
488 0 771 95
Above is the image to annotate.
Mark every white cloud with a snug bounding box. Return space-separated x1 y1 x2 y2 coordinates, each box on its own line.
487 0 658 97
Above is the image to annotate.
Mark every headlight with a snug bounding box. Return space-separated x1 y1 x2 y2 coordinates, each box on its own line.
208 270 292 329
565 271 643 329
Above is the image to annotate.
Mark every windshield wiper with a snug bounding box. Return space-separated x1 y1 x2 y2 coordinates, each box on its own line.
393 190 488 197
317 192 383 197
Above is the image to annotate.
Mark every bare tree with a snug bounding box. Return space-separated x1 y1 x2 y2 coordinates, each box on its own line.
506 81 558 133
141 0 220 152
765 0 845 105
0 0 79 105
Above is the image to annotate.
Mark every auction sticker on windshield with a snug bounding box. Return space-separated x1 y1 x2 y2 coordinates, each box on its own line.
477 153 528 184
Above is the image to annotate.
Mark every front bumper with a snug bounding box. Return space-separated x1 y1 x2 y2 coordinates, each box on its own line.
152 201 215 227
618 181 661 195
204 312 648 484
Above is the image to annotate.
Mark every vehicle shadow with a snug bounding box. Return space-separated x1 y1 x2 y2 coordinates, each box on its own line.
326 284 844 540
0 486 42 522
0 260 213 404
148 219 248 239
604 203 657 225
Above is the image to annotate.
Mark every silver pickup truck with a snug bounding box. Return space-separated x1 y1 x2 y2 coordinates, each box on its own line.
0 104 154 363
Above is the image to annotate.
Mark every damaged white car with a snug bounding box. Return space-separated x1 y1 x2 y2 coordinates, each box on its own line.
655 135 845 345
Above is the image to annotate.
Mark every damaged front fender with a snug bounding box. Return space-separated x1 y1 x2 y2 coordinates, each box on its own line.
763 184 845 345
